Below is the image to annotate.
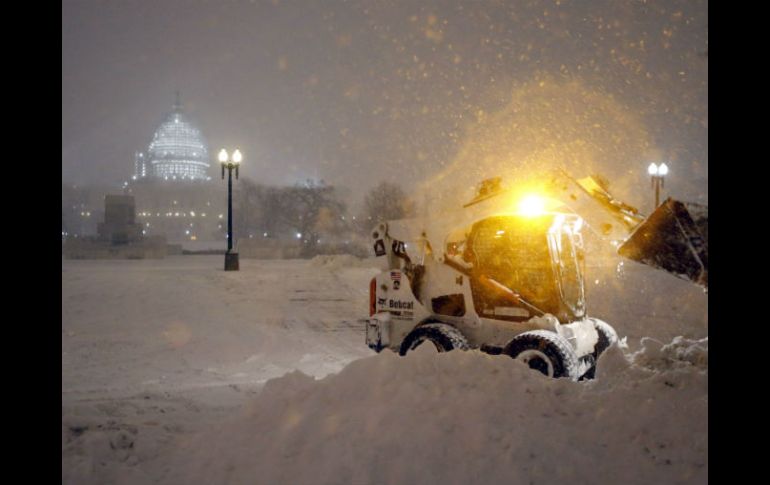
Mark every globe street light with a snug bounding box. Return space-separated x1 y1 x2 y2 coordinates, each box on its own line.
647 162 669 209
220 148 242 271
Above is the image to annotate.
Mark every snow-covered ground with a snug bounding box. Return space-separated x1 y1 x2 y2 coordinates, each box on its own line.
62 254 707 484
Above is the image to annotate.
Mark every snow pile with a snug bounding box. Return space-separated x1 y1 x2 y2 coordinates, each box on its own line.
160 339 707 485
629 337 708 372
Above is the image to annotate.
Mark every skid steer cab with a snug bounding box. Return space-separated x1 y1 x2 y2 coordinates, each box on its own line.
366 192 618 381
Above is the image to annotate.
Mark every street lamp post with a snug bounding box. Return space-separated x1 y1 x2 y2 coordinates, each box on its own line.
647 162 669 209
219 148 242 271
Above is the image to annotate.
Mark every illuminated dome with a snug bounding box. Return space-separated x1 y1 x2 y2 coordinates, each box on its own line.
142 95 211 181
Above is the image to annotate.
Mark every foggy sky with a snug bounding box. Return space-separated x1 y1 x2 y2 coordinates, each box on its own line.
62 0 707 209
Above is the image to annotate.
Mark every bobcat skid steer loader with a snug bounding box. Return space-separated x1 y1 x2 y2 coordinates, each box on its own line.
365 172 707 380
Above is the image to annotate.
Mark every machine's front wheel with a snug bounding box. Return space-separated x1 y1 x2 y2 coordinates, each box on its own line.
399 323 470 356
504 330 579 380
582 319 619 380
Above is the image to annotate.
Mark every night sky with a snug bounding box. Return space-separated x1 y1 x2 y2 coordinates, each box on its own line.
62 0 707 210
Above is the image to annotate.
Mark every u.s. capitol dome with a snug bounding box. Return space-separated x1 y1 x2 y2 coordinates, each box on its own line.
135 94 211 182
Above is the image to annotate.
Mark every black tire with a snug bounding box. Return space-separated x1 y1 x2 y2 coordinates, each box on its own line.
582 319 618 380
399 323 470 356
503 330 579 380
593 319 618 356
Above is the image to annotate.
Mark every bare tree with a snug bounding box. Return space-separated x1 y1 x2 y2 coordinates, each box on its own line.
280 180 346 256
362 181 415 227
233 178 270 238
235 178 348 256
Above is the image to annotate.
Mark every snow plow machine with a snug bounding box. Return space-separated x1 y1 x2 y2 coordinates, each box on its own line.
365 170 707 380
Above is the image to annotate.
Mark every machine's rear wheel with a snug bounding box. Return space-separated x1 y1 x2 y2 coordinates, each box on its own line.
504 330 579 380
399 323 470 356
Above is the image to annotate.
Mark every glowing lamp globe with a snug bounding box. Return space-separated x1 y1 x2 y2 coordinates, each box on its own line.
218 149 229 163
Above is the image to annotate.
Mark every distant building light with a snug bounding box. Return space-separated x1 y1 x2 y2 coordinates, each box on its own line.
263 232 268 237
296 232 302 239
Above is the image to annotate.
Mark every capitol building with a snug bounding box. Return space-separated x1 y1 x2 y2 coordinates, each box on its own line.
127 94 224 246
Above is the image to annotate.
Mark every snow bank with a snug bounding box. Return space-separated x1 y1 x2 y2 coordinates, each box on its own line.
629 336 708 372
160 338 707 485
63 257 706 484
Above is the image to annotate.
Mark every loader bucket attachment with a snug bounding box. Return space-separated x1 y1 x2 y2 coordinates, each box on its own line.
618 198 708 290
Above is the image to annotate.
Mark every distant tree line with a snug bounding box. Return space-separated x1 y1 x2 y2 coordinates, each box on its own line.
233 179 415 257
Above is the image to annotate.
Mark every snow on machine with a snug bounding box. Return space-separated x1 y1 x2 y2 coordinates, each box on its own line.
365 172 707 380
